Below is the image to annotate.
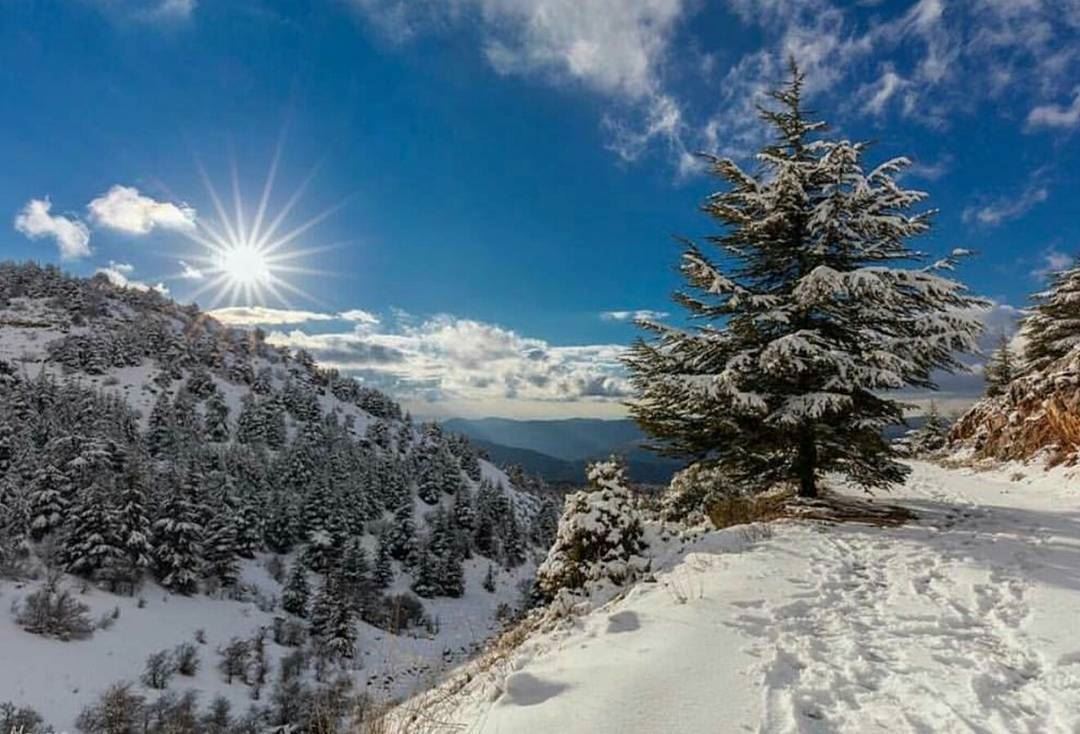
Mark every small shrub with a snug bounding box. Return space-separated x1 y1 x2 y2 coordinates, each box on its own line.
96 606 120 631
272 616 306 647
174 641 200 676
278 649 308 683
264 555 286 585
0 701 52 734
201 696 232 733
75 683 145 734
367 593 428 634
218 638 250 685
144 690 199 733
15 578 94 641
141 649 177 689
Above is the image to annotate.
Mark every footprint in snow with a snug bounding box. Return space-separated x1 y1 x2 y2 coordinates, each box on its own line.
500 672 569 707
607 610 641 634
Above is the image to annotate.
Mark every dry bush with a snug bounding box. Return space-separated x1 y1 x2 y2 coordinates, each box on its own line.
15 573 94 641
706 491 790 529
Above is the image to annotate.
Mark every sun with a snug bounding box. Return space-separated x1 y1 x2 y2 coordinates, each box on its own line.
217 242 272 287
176 149 343 309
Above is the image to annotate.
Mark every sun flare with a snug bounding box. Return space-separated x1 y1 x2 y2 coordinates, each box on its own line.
176 149 342 310
218 242 272 286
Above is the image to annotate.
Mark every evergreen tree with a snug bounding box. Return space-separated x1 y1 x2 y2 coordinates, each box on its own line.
202 512 239 588
146 391 174 457
27 463 70 541
410 544 440 599
152 473 204 594
482 564 496 593
373 530 394 589
62 481 124 580
388 501 418 566
537 459 646 599
205 391 231 442
1023 261 1080 374
339 537 373 612
312 573 355 659
236 394 265 446
113 458 153 589
281 560 310 618
624 64 983 498
440 546 465 598
984 331 1018 396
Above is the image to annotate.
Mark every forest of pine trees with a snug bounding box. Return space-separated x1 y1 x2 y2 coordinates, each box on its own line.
0 261 559 623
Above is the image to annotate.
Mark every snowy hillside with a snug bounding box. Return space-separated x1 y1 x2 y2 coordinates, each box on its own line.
0 262 559 731
390 461 1080 733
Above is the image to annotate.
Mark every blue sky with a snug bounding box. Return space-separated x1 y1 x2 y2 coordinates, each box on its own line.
3 0 1079 418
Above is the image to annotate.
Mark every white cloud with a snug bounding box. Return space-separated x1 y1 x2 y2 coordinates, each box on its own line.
351 0 690 163
95 261 169 295
339 309 381 326
265 313 630 407
87 185 196 235
1027 89 1080 130
208 307 339 326
14 198 92 260
178 260 204 280
1031 249 1074 281
351 0 1080 166
863 66 909 116
962 180 1049 227
600 309 669 322
151 0 195 19
476 0 685 101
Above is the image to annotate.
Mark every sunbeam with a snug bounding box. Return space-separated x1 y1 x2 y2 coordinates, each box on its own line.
179 154 340 308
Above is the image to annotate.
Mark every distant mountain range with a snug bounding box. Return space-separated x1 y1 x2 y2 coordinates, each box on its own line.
445 415 934 486
443 417 684 485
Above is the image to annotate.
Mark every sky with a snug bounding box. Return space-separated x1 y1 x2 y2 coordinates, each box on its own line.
2 0 1079 419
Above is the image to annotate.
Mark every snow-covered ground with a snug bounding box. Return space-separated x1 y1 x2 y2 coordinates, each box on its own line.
0 554 534 732
415 461 1080 733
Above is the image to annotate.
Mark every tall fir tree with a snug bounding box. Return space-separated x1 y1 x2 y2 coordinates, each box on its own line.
1022 261 1080 374
152 472 204 594
624 63 983 498
984 331 1018 397
282 560 310 618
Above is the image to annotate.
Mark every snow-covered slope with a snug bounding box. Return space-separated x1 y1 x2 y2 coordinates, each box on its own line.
397 461 1080 733
0 262 559 731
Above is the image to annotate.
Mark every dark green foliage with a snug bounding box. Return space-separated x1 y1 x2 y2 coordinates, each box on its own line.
624 64 983 498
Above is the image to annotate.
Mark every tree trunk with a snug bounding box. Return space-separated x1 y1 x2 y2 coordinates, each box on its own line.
797 425 818 499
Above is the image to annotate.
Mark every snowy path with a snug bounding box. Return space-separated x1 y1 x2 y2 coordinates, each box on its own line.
444 462 1080 733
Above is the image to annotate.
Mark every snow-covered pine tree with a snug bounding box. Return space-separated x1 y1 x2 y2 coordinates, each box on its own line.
204 391 231 442
536 458 646 600
388 500 418 567
152 471 204 595
1022 260 1080 374
373 530 394 589
146 391 174 457
27 463 70 541
313 574 356 659
410 543 440 599
62 480 124 580
114 457 153 589
901 401 950 457
202 511 240 588
338 536 373 611
625 63 984 498
984 331 1018 397
281 560 310 618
